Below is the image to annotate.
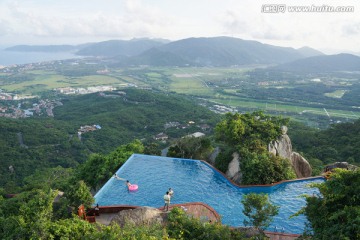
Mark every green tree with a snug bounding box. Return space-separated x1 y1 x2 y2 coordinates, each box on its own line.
76 153 108 190
167 207 248 240
215 111 287 149
303 169 360 239
214 146 236 173
241 151 296 185
22 166 73 191
0 189 57 240
167 136 213 160
144 142 162 156
241 193 279 231
290 119 360 166
48 217 98 239
66 180 94 209
77 139 144 190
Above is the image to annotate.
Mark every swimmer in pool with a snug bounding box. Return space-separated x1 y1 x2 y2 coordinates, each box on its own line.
126 180 132 189
114 173 125 181
168 188 174 198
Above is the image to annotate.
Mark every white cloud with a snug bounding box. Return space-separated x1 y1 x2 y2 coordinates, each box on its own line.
220 9 293 41
217 0 360 52
0 0 176 41
0 0 359 52
342 22 360 35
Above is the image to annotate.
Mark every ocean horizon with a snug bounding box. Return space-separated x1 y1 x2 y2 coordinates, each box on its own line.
0 46 79 66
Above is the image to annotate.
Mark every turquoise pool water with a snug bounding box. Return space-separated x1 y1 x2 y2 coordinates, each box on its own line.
94 154 324 234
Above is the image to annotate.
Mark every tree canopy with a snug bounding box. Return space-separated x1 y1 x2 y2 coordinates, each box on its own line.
303 169 360 239
76 139 144 190
167 136 214 160
290 119 360 166
215 111 288 150
241 193 279 231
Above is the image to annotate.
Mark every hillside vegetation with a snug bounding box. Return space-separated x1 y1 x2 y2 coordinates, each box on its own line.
289 119 360 174
1 98 359 239
0 89 220 189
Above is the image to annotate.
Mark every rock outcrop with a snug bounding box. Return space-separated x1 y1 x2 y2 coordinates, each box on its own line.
268 134 292 160
325 162 358 171
290 152 312 178
208 146 220 165
225 152 242 184
110 207 166 227
225 125 312 182
268 126 312 178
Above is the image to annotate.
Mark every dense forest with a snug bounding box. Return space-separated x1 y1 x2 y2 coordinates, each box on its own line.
289 119 360 174
2 88 359 190
0 89 220 190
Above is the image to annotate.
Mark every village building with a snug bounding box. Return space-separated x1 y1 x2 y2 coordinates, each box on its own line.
154 132 169 141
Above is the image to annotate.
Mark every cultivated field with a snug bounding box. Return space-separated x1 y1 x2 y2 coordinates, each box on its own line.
1 64 359 125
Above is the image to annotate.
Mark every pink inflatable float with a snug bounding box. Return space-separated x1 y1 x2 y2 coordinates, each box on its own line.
128 184 138 191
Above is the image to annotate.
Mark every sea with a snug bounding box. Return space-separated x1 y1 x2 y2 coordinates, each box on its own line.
0 46 79 66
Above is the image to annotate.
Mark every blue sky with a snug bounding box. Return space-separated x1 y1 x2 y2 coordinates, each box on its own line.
0 0 359 54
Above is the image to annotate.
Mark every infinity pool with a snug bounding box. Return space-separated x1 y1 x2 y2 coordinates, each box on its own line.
94 154 324 234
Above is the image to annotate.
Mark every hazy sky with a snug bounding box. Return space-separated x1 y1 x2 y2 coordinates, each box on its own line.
0 0 359 54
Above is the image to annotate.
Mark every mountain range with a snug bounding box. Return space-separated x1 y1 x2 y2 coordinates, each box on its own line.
122 37 318 67
274 53 360 72
6 37 360 71
5 37 323 66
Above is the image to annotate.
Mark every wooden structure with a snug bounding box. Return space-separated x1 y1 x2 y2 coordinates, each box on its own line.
78 204 96 223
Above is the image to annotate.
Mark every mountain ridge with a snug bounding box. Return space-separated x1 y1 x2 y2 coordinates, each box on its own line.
151 36 308 66
274 53 360 72
4 37 329 67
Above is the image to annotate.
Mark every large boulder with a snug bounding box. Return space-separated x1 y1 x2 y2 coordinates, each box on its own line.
267 126 312 178
208 147 220 165
268 134 292 160
325 162 358 171
110 207 166 227
225 152 242 184
291 152 312 178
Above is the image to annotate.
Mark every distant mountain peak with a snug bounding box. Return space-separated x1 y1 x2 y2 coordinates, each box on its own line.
297 46 324 57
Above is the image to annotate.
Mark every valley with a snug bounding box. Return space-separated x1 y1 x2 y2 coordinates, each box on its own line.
1 55 359 129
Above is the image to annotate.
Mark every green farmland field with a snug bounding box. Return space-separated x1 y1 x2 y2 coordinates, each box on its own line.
211 97 359 120
1 65 359 124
